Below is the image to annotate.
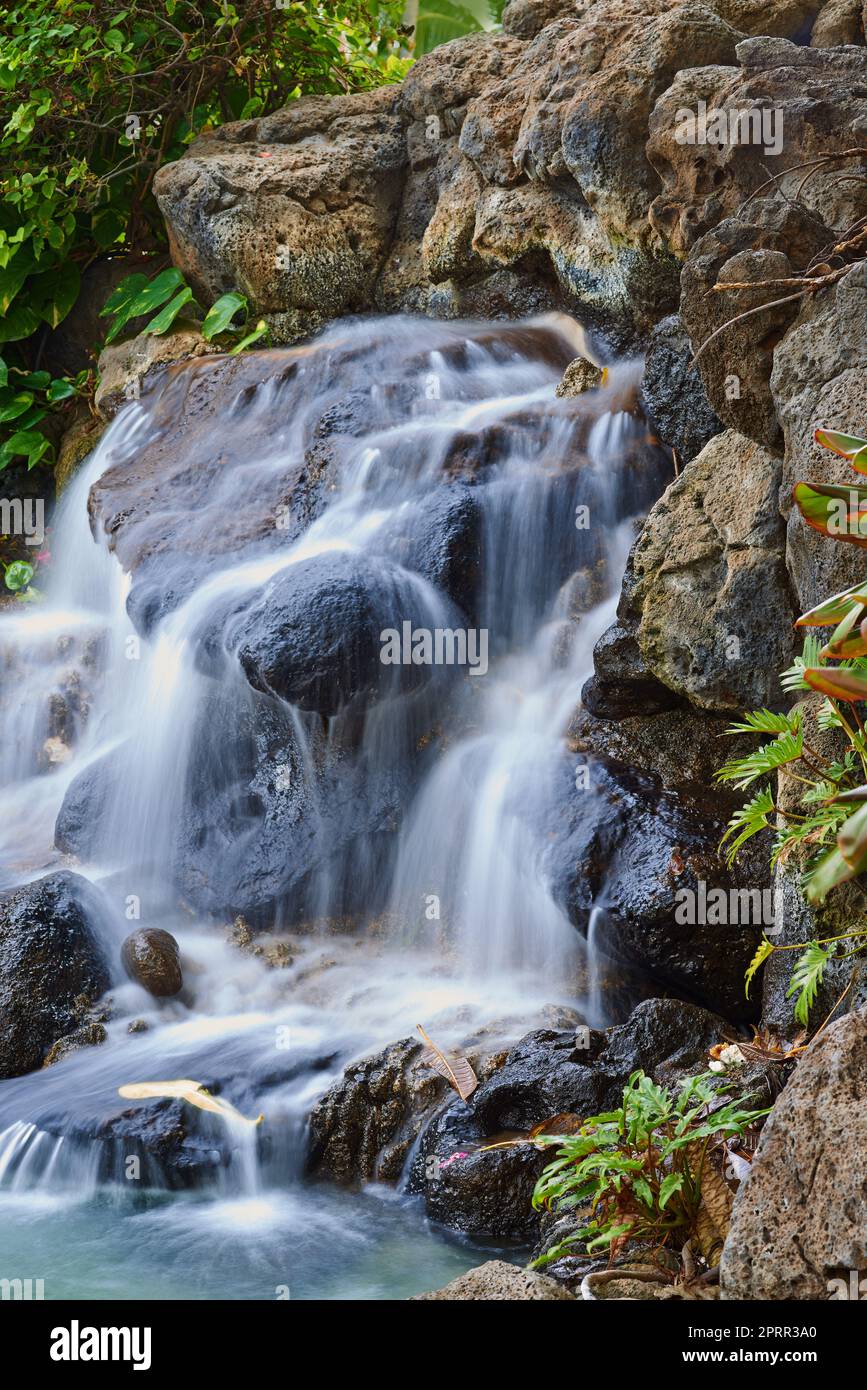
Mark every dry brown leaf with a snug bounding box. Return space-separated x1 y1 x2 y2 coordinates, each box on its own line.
416 1025 477 1101
528 1113 583 1148
118 1080 264 1127
686 1141 733 1264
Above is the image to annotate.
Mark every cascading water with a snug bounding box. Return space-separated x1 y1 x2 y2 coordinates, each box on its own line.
0 314 668 1299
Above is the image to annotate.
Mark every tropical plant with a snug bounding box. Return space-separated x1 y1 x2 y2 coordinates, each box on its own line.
718 426 867 1022
99 273 270 354
407 0 504 56
0 1 410 471
530 1070 767 1266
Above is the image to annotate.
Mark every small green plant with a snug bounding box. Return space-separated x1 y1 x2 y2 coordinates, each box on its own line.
719 427 867 1022
530 1070 767 1265
100 272 270 354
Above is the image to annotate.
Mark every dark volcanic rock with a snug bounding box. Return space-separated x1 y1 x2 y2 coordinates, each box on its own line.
641 314 722 463
0 872 111 1079
538 755 764 1020
411 998 732 1238
121 928 183 998
229 551 452 716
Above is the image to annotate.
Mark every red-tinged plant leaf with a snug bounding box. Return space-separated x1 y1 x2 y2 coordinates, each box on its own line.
834 784 867 803
806 846 855 902
821 607 867 659
853 445 867 476
797 583 867 627
836 801 867 872
803 666 867 701
794 482 867 549
814 427 867 459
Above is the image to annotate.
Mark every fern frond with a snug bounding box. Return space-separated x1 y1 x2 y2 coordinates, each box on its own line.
720 785 775 864
716 730 804 789
725 709 801 737
786 940 831 1026
780 636 823 693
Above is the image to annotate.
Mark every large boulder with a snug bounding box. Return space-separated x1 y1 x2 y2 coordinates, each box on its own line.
0 872 111 1079
539 754 765 1020
226 550 454 716
650 39 867 445
153 88 408 342
624 430 795 712
721 1007 867 1299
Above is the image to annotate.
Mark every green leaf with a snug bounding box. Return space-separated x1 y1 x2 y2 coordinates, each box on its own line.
720 785 775 865
725 709 799 736
46 379 76 403
0 390 34 422
799 584 867 628
814 427 867 460
0 302 41 343
229 319 269 354
143 286 195 336
745 938 775 998
202 291 247 341
3 559 33 591
658 1172 684 1212
716 729 804 789
793 481 867 549
100 273 149 318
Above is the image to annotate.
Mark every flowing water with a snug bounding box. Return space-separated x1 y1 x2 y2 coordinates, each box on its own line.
0 314 666 1300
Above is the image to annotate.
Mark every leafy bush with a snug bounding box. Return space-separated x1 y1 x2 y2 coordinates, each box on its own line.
719 426 867 1021
0 1 411 471
531 1070 767 1265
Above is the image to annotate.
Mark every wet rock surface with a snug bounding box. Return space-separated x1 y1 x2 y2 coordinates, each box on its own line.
0 872 111 1080
121 928 183 998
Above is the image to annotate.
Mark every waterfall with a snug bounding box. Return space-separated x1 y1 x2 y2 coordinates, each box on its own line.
0 314 667 1298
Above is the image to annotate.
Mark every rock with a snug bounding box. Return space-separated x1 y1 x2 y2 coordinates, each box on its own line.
380 483 483 621
410 999 738 1237
650 40 867 264
677 202 827 449
556 357 605 396
538 755 765 1019
54 407 103 494
43 1021 107 1069
306 1032 509 1185
121 928 183 998
0 872 111 1079
227 550 450 715
641 315 721 463
810 0 864 44
411 1259 576 1300
580 616 687 720
154 87 408 342
650 40 867 445
772 260 867 615
626 430 795 712
569 703 757 797
95 324 212 420
720 1007 867 1300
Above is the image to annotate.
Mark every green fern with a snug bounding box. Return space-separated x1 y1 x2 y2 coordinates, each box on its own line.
716 729 804 790
720 785 775 864
725 709 801 737
786 941 831 1025
780 636 823 693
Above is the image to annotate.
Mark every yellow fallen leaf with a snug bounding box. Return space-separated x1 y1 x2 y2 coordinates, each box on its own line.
118 1080 264 1127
